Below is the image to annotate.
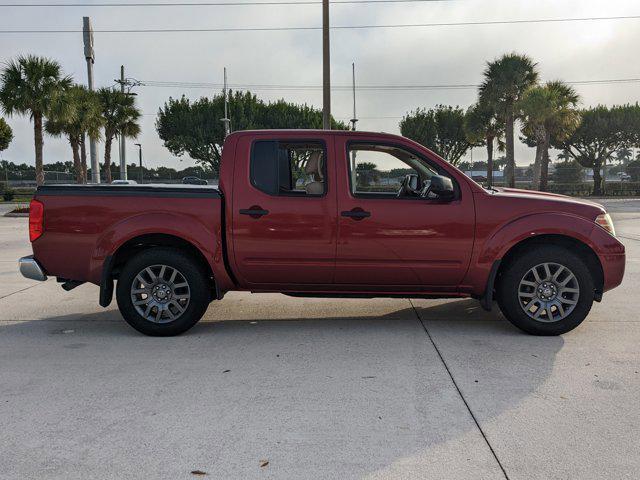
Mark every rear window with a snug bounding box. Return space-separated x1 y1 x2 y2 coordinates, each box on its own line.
250 140 326 196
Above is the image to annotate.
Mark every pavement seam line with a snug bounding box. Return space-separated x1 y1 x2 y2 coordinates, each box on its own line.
617 234 640 243
408 298 510 480
0 284 41 301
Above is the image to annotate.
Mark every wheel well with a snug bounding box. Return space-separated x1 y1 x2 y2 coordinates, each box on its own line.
110 233 216 295
497 234 604 298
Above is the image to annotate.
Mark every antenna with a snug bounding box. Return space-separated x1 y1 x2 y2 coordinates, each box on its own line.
350 62 358 131
221 67 231 137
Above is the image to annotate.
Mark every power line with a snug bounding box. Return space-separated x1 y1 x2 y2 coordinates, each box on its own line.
0 0 455 6
139 77 640 91
1 15 639 33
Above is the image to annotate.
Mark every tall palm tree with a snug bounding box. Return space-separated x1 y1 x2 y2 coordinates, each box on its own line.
519 81 580 190
45 85 103 184
464 101 504 187
98 88 141 183
0 55 72 186
479 53 539 188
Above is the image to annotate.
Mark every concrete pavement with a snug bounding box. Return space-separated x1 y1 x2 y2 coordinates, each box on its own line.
0 200 639 479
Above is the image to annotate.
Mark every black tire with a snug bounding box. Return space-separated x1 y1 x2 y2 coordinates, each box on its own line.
116 247 210 336
497 245 595 336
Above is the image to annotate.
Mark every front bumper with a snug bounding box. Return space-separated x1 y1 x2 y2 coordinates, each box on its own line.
19 256 48 281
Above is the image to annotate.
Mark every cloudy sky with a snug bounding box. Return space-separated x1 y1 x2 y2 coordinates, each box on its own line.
1 0 639 173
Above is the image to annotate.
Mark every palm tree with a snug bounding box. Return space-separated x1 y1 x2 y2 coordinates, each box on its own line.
479 53 539 188
464 101 504 187
97 88 141 183
519 81 580 190
45 85 103 184
0 55 72 186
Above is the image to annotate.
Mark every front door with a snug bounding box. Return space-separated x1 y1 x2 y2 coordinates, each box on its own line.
231 134 337 287
334 137 475 290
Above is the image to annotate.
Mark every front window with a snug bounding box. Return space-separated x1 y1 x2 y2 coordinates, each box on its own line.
347 143 443 198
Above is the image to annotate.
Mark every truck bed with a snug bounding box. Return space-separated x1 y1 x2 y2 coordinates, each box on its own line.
32 183 225 288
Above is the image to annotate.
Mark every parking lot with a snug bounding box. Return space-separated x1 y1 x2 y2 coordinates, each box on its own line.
1 199 639 480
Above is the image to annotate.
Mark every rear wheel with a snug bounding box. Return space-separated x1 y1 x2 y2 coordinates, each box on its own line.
116 248 210 336
497 245 594 335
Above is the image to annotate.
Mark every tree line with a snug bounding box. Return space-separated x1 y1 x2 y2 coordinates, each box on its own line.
3 52 640 195
400 53 640 195
0 159 213 184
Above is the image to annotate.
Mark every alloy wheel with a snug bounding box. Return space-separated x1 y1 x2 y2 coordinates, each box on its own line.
130 264 191 323
517 262 580 323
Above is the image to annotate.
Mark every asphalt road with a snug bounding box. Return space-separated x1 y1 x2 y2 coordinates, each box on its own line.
1 199 639 480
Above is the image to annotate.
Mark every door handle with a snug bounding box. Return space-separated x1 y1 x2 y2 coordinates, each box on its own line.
239 207 269 218
341 208 371 220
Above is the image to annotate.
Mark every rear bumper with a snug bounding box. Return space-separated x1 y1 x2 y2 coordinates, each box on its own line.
19 256 48 281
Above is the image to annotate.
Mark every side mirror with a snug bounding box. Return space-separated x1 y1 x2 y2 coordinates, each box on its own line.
429 175 455 200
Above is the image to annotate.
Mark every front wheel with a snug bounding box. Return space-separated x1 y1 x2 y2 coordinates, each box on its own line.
497 245 595 335
116 248 211 336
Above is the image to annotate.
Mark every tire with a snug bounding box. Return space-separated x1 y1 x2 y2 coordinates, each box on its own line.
496 245 595 336
116 247 210 336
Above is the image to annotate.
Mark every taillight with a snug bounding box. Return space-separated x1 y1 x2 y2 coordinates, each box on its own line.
29 199 44 242
595 213 616 237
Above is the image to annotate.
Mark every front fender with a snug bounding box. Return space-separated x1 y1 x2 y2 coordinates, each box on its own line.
464 212 599 297
478 212 598 265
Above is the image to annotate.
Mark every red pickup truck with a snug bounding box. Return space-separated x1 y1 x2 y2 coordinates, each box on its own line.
20 130 625 336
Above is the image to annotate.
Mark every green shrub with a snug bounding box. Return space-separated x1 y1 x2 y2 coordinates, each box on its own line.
602 181 640 196
546 183 592 196
3 188 15 201
552 161 584 184
626 160 640 182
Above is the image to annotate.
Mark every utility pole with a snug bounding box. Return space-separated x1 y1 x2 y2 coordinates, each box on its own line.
221 67 231 137
135 143 143 183
119 65 127 180
322 0 331 130
350 62 358 131
83 17 100 184
114 69 141 180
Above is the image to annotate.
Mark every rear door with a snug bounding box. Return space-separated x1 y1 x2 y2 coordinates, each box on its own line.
231 133 337 287
334 136 475 290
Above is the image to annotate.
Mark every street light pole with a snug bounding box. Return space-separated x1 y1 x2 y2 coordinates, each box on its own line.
119 65 127 181
135 143 143 184
322 0 331 130
221 67 231 137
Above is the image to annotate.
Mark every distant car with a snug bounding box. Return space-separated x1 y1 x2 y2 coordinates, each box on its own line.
471 175 487 183
618 172 631 182
182 176 208 185
111 180 138 185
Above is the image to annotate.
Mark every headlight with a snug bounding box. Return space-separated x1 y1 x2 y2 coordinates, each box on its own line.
595 213 616 237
